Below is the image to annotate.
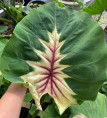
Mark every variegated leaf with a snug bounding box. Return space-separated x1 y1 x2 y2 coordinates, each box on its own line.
21 28 77 113
0 1 107 114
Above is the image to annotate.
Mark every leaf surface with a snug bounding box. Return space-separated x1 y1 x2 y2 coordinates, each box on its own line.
0 1 107 114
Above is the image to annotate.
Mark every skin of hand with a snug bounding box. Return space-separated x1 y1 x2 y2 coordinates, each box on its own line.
0 83 27 118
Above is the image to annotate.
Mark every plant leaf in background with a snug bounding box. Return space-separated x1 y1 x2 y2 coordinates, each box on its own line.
0 0 25 27
10 5 23 23
24 92 33 104
0 26 12 38
0 26 8 33
29 105 36 116
42 104 71 118
101 82 107 96
83 0 107 15
0 1 107 114
55 0 65 8
22 6 31 14
0 34 12 38
75 0 85 7
70 93 107 118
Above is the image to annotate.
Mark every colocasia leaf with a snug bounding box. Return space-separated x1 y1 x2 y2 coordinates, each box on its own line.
0 1 107 114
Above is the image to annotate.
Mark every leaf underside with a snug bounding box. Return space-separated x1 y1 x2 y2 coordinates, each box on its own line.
0 1 107 114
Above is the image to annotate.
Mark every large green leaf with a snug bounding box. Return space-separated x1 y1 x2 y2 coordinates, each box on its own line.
83 0 107 15
70 93 107 118
0 1 107 114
